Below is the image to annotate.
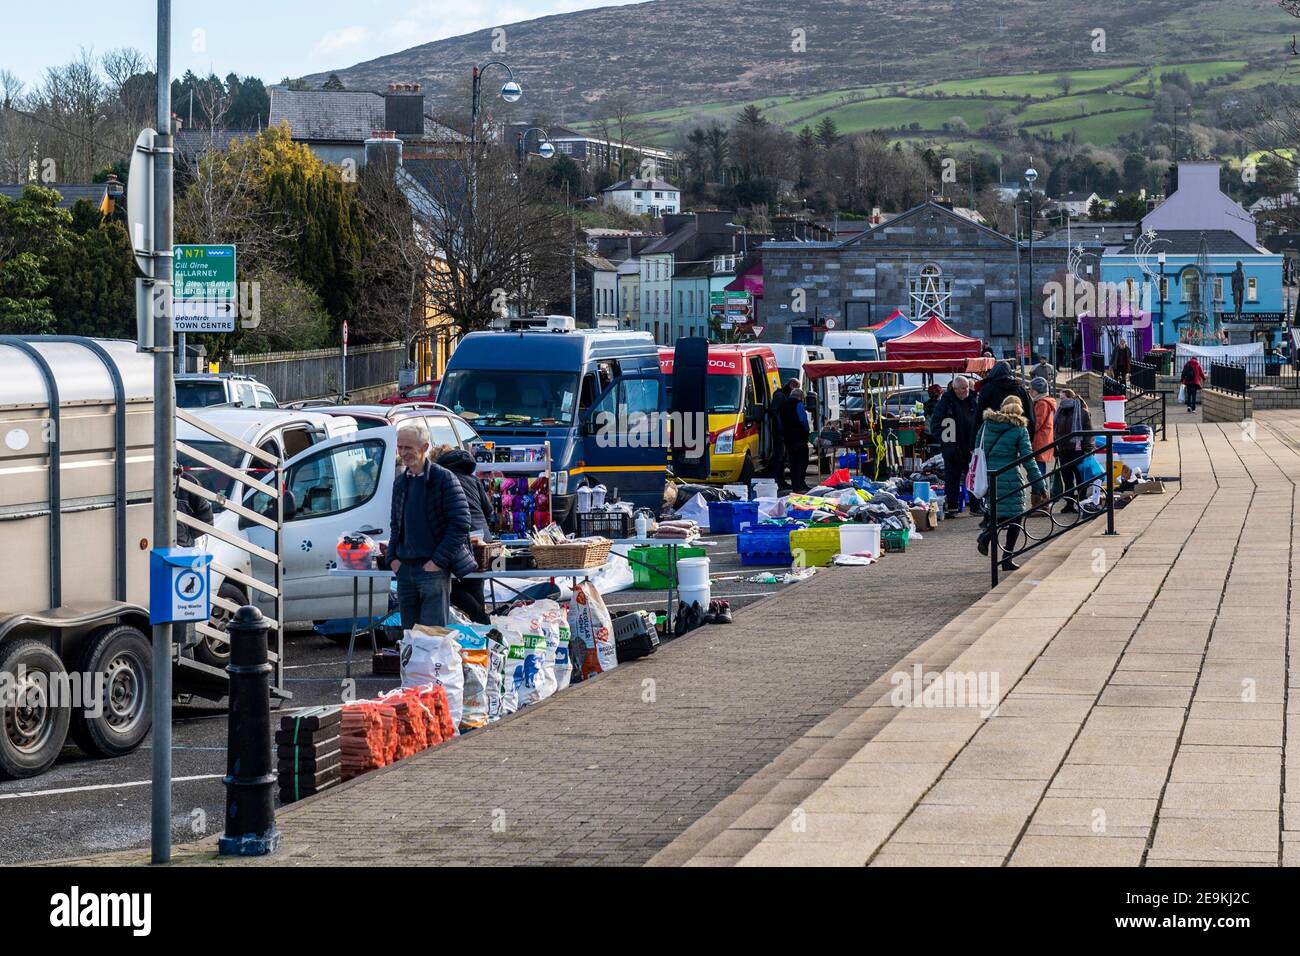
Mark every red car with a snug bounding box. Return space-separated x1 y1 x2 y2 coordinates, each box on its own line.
379 379 440 405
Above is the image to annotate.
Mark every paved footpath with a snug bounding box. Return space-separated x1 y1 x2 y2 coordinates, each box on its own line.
716 415 1300 866
57 507 992 866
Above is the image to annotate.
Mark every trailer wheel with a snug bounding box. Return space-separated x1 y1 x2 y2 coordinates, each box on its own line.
195 581 246 668
69 625 152 759
0 639 72 779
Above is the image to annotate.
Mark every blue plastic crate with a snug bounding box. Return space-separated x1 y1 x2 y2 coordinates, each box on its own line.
738 524 796 566
707 499 760 535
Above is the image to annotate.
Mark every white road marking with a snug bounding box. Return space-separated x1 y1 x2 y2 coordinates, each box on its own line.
0 773 223 800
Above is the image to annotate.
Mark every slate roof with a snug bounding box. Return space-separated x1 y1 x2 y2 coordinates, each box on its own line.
269 88 465 143
0 183 110 209
601 177 680 193
175 128 261 161
1111 229 1266 256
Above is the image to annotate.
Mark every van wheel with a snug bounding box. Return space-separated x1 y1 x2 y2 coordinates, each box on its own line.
739 455 754 485
0 639 72 779
194 581 246 668
70 625 152 759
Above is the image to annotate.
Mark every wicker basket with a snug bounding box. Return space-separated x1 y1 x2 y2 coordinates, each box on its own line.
529 537 613 569
472 539 504 571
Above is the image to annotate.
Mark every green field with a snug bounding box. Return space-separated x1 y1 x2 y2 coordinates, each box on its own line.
913 66 1145 98
584 57 1300 152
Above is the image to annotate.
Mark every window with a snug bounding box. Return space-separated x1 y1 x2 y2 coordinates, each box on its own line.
655 191 663 199
1248 277 1258 301
284 439 386 520
1159 277 1168 303
451 417 480 447
589 377 661 435
175 381 227 409
1124 277 1137 306
622 288 629 310
236 383 257 408
422 416 459 448
988 301 1015 338
438 369 579 425
1180 267 1199 303
1214 277 1224 302
635 191 643 198
253 386 278 409
677 291 683 314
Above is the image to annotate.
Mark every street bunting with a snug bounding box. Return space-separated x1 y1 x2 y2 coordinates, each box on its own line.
173 244 237 332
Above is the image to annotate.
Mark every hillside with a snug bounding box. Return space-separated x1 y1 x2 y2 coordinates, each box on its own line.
304 0 1294 124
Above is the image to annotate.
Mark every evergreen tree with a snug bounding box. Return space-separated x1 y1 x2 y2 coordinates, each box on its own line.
815 116 840 149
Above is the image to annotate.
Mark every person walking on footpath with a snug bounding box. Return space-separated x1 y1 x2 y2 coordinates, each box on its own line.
389 421 475 628
1111 338 1132 389
783 386 812 492
930 375 979 518
976 359 1033 418
977 396 1046 572
1053 388 1092 512
1031 353 1057 385
1180 355 1205 411
435 443 495 625
767 379 794 488
1029 376 1057 497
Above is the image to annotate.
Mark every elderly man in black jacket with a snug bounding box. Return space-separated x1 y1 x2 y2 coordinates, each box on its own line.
389 421 475 628
930 375 980 517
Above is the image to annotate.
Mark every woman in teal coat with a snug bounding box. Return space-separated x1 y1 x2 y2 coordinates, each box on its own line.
977 396 1046 572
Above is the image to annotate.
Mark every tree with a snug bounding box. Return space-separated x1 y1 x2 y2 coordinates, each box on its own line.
737 104 768 129
1056 74 1074 96
815 116 841 149
322 74 345 91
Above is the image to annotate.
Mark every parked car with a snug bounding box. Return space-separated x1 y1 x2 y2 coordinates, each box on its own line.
179 407 357 666
379 380 440 405
176 372 279 410
309 403 482 452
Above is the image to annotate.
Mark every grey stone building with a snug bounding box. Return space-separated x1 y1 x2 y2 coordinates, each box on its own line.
759 201 1046 357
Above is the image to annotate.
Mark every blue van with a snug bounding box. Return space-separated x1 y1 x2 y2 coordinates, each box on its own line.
437 317 668 525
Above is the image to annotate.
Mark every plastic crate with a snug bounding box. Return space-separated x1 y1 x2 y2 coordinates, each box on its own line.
575 509 635 538
628 545 706 589
882 527 910 553
738 524 797 566
707 499 760 535
789 525 841 567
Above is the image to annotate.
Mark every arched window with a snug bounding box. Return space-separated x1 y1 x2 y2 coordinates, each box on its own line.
908 263 951 320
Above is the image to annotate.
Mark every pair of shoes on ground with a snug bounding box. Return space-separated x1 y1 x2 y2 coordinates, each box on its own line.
672 599 732 635
704 599 732 624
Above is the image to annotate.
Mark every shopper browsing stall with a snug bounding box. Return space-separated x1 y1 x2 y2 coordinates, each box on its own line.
389 422 475 628
930 375 979 518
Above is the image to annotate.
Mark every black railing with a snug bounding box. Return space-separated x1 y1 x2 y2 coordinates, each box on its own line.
1216 355 1298 388
986 429 1117 588
1131 361 1157 393
1089 352 1106 373
1209 362 1247 396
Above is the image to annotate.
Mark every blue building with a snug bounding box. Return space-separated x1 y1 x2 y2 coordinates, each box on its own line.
1101 230 1285 347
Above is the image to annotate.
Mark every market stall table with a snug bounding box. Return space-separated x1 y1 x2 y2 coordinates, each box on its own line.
327 567 393 679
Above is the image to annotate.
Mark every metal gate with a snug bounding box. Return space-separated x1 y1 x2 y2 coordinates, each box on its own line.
174 407 288 698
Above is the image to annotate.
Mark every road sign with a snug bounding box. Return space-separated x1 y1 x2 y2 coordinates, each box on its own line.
126 129 156 276
824 318 836 329
149 548 212 624
173 244 237 332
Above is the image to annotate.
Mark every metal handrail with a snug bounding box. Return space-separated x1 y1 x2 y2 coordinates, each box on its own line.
987 428 1117 587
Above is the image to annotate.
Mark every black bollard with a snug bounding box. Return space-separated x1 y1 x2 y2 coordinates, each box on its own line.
218 605 281 856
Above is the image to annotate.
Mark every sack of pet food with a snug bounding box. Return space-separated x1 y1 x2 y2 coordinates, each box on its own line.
547 608 572 691
449 624 491 731
567 581 618 679
400 625 464 731
491 617 548 711
484 628 508 721
504 602 557 701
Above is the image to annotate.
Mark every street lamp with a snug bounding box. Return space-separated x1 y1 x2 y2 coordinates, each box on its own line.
470 61 520 149
516 127 554 164
1157 251 1167 348
1024 164 1039 366
726 221 748 256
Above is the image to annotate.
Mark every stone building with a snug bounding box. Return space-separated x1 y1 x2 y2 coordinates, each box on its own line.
759 201 1038 356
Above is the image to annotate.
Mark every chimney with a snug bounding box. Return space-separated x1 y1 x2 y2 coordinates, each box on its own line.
384 82 424 137
364 129 403 176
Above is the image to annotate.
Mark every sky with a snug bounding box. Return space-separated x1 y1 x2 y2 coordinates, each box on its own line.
2 0 643 89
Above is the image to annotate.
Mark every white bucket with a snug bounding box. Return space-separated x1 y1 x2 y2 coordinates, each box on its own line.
1102 395 1126 425
676 556 711 590
751 478 778 500
678 583 712 611
591 484 608 508
724 483 749 500
576 485 592 513
839 523 881 558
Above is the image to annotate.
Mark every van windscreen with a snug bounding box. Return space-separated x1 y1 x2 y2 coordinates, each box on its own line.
706 375 745 414
439 369 579 425
176 381 227 408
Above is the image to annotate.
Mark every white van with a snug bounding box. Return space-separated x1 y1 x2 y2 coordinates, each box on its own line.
768 343 840 426
821 330 880 362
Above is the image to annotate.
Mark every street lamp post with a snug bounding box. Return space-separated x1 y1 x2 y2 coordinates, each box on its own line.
470 61 520 151
1157 251 1167 348
1024 164 1039 367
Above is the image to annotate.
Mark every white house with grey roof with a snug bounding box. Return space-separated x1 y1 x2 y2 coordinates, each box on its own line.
601 177 681 217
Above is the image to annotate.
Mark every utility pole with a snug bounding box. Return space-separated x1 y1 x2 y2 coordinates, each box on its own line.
151 0 176 865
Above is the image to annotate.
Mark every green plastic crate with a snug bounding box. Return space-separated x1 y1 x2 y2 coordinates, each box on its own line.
882 527 910 553
629 545 706 589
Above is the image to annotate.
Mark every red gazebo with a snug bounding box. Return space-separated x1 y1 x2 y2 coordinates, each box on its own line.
884 316 982 360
